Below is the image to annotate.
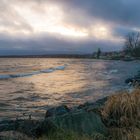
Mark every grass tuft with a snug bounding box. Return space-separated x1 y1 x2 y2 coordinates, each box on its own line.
101 88 140 140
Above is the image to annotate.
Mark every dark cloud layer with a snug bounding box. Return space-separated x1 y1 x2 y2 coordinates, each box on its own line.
55 0 140 28
0 33 121 55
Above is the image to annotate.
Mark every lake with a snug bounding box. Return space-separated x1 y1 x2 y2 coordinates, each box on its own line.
0 58 140 120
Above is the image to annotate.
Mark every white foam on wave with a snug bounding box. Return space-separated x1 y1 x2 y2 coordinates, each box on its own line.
0 64 67 80
10 73 35 78
105 75 112 80
109 69 118 74
40 69 54 73
103 69 118 75
55 64 67 70
102 69 118 80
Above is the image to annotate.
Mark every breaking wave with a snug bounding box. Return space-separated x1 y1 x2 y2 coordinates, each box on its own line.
0 64 67 80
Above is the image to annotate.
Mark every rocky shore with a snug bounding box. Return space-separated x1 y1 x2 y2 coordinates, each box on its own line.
0 97 108 139
125 70 140 86
0 71 140 140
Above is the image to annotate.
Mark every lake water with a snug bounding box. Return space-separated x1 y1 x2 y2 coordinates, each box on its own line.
0 58 140 120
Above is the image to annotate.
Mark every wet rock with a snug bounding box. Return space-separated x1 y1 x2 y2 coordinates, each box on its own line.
94 97 108 106
78 102 94 110
77 97 108 110
45 105 70 118
49 110 108 136
125 72 140 86
125 78 133 84
125 77 140 86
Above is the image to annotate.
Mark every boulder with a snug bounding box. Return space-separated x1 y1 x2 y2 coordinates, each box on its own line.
125 77 140 86
48 110 108 136
45 105 70 118
125 71 140 86
125 78 134 84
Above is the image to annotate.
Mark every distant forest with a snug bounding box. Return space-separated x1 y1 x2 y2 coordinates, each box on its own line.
0 54 93 58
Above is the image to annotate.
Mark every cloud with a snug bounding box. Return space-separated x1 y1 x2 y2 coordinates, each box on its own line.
58 0 140 28
0 0 140 55
0 0 33 34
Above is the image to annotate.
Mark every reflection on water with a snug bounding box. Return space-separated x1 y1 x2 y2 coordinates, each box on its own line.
0 58 140 120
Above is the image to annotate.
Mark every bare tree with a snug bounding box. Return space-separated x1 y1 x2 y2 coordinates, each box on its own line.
124 32 140 57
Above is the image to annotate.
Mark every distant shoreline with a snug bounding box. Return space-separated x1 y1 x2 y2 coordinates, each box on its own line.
0 54 93 58
0 55 139 61
0 53 140 60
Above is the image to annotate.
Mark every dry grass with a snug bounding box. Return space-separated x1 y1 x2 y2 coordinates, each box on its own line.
101 88 140 140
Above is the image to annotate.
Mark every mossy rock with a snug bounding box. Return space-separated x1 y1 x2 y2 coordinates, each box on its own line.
47 110 107 136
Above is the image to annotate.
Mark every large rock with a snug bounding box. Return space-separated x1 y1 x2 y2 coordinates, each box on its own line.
47 110 108 136
125 72 140 86
0 101 108 138
125 78 134 84
45 105 70 118
44 100 108 136
125 78 140 86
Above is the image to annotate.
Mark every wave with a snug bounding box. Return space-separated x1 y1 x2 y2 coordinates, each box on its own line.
0 64 67 80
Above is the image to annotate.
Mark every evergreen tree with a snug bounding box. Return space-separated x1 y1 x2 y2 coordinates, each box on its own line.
97 48 101 59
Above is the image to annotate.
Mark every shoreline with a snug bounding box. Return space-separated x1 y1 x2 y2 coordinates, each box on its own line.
0 55 140 61
0 70 140 140
0 88 140 140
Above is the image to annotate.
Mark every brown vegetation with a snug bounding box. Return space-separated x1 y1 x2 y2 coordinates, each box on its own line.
101 89 140 140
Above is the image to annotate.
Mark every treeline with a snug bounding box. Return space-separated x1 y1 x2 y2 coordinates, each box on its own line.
0 54 93 58
124 32 140 57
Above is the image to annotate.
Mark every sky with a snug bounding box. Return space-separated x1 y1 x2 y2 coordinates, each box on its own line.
0 0 140 55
